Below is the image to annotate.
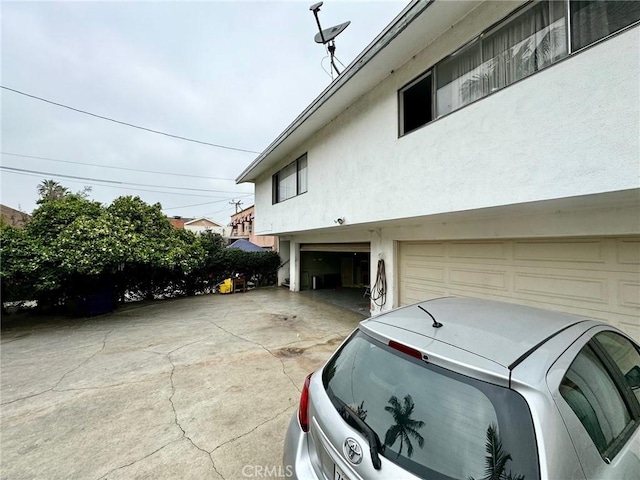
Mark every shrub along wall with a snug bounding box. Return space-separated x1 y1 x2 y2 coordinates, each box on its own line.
1 195 281 314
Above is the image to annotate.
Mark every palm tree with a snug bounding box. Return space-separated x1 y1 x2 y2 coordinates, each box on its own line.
37 179 68 201
384 394 425 459
469 423 525 480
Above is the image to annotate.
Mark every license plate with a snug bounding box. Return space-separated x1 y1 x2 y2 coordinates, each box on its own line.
334 464 350 480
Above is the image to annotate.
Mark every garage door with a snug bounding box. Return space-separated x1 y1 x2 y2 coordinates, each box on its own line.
399 237 640 336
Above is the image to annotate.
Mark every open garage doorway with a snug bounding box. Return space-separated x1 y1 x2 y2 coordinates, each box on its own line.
299 243 371 316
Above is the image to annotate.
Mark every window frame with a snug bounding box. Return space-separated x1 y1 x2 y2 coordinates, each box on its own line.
397 0 640 137
398 69 435 136
272 153 308 204
560 332 640 462
591 333 640 419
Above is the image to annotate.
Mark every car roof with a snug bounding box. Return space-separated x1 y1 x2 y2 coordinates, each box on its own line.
362 297 603 372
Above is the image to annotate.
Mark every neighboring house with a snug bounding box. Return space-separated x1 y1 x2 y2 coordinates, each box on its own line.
0 204 30 228
167 216 194 229
184 218 227 236
229 205 278 251
237 0 640 339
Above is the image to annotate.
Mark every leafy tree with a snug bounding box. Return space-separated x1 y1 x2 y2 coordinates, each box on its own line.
27 194 103 246
384 394 425 459
2 187 281 314
0 224 51 305
54 215 129 276
105 196 214 299
22 194 105 307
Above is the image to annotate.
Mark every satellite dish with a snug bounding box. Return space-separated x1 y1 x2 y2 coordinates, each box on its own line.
309 3 350 78
314 21 351 44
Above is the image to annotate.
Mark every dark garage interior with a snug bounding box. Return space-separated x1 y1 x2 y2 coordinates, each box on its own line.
298 244 371 316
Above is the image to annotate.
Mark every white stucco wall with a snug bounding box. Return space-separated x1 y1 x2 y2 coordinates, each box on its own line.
253 21 640 237
284 196 639 315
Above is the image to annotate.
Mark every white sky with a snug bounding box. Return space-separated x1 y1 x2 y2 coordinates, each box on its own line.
1 0 406 225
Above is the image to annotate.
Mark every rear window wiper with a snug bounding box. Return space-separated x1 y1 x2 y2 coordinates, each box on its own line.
328 388 383 470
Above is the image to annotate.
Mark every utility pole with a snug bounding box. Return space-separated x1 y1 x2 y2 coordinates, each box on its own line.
229 199 243 214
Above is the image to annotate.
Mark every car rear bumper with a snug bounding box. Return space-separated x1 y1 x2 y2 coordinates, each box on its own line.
283 410 320 480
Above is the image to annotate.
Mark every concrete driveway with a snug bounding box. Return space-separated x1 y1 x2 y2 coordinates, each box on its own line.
1 288 363 479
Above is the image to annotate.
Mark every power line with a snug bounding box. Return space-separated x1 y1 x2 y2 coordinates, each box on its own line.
2 168 241 199
162 193 253 211
1 86 261 154
1 152 238 181
162 200 231 211
201 205 241 218
0 165 252 195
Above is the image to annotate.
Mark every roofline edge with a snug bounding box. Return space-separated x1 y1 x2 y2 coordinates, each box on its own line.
235 0 434 184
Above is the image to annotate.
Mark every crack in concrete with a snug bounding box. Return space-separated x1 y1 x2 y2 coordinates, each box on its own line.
211 403 296 454
167 352 224 480
1 329 114 406
207 316 301 394
52 378 158 393
94 439 180 480
54 329 114 390
0 388 53 406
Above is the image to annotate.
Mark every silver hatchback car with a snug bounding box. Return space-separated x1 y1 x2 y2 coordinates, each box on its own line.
283 297 640 479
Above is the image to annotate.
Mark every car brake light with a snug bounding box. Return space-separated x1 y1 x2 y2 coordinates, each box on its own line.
298 373 313 433
389 340 423 360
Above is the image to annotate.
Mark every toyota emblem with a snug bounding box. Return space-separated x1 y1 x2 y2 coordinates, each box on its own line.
343 437 363 465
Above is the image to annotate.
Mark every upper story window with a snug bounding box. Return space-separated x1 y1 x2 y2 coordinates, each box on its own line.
399 71 433 134
400 0 640 135
272 153 307 204
571 0 640 51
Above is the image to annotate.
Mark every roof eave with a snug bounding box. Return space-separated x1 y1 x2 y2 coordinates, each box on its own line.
235 0 433 184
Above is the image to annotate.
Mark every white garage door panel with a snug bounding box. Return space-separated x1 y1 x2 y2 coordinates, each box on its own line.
516 273 605 300
618 238 640 264
399 237 640 341
619 277 640 307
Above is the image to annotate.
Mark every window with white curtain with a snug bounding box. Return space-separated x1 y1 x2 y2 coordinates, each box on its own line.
436 40 483 117
436 0 567 118
400 0 639 134
272 153 308 204
482 0 567 92
571 0 640 51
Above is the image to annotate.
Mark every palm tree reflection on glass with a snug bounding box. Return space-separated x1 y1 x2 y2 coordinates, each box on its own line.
383 394 425 459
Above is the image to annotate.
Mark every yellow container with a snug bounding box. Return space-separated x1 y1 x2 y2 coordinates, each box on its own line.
219 278 233 294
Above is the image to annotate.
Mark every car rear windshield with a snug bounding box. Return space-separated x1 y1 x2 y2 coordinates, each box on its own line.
323 330 540 480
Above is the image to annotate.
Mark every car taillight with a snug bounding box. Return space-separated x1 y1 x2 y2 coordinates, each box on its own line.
389 340 423 360
298 373 313 433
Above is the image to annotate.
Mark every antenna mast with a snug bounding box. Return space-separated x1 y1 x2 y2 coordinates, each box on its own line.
310 2 350 79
